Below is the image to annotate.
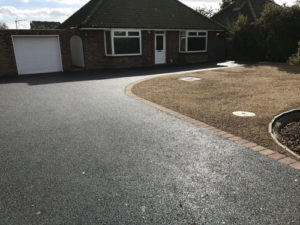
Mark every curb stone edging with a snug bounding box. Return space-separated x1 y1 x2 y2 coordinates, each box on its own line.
125 75 300 171
269 109 300 160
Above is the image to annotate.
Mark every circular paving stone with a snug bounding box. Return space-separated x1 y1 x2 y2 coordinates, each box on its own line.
179 77 202 82
232 111 256 117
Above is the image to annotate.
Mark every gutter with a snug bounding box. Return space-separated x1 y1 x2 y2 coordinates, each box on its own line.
79 28 225 32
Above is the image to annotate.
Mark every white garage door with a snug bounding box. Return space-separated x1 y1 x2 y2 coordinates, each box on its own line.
12 35 63 75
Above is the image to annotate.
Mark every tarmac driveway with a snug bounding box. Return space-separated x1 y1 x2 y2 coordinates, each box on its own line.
0 63 299 225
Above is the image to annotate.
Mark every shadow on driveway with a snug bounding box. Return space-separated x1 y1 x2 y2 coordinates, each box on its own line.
0 62 230 86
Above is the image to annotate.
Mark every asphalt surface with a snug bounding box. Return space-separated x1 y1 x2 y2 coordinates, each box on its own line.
0 63 299 225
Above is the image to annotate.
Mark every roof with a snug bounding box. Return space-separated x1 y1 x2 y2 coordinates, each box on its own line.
212 0 275 26
60 0 223 30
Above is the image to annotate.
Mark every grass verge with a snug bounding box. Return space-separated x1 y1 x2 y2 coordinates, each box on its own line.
132 63 300 159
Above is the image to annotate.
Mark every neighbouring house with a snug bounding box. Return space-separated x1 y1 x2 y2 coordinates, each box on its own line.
212 0 275 26
0 0 224 76
30 21 61 30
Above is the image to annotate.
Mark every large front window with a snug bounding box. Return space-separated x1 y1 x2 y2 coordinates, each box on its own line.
179 31 207 53
105 30 142 56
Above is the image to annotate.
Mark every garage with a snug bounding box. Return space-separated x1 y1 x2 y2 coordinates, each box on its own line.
12 35 63 75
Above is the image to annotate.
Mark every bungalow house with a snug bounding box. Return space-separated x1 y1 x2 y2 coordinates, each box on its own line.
212 0 274 26
59 0 225 70
0 0 224 76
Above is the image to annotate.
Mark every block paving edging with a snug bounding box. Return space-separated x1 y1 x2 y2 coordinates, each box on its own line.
125 77 300 171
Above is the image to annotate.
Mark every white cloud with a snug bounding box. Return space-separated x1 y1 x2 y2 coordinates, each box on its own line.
180 0 220 9
275 0 295 5
45 0 89 5
0 6 77 29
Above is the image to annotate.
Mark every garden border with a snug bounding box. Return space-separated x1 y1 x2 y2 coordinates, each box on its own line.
269 109 300 160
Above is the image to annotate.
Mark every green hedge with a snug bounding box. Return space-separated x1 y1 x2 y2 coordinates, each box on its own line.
288 42 300 65
227 3 300 62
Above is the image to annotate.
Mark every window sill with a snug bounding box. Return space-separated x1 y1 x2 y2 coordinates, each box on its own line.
179 50 207 54
105 53 142 57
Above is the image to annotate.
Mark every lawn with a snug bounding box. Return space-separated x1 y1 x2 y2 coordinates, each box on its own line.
132 63 300 158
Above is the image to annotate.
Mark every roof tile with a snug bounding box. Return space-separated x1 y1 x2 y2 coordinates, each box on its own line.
60 0 223 30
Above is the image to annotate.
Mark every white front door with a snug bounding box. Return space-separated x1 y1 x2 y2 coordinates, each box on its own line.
155 32 166 64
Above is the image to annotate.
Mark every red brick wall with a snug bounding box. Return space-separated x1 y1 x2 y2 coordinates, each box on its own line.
81 30 220 70
0 29 74 77
166 31 219 64
0 29 222 77
0 31 18 76
82 30 155 70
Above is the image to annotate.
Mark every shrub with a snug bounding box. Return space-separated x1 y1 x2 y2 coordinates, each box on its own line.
259 3 300 61
288 42 300 65
0 22 8 30
226 3 300 62
227 15 266 60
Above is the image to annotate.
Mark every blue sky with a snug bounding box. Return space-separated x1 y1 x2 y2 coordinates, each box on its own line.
0 0 296 29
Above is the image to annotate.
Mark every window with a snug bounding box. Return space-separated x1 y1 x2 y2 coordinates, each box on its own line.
114 31 126 36
156 36 164 51
179 31 207 53
105 30 142 56
128 32 139 36
105 31 112 55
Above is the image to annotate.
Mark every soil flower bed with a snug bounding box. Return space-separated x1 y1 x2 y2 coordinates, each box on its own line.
132 63 300 159
279 122 300 155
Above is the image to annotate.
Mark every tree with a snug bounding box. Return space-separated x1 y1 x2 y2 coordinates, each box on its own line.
227 15 266 60
295 0 300 6
227 3 300 61
195 7 215 18
0 22 8 30
259 3 300 61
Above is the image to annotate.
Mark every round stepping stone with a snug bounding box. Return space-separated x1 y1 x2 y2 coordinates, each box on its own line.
232 111 256 117
179 77 201 82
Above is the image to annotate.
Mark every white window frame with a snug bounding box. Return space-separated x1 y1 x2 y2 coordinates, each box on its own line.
179 30 208 53
104 29 142 56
